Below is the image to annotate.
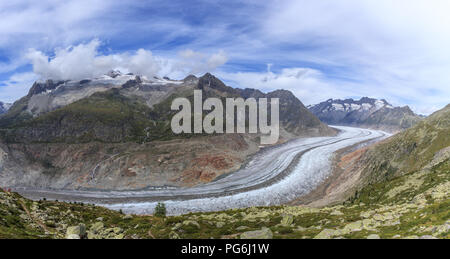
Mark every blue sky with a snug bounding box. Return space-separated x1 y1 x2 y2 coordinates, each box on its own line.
1 0 450 114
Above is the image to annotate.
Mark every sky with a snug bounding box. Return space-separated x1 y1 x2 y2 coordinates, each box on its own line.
0 0 449 114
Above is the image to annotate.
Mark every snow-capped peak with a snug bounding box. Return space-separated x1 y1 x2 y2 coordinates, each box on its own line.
310 97 393 113
106 70 122 78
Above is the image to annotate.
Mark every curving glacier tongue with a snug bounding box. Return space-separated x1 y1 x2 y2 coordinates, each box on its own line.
101 126 389 215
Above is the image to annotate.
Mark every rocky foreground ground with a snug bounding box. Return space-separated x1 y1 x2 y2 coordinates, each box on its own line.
1 156 448 239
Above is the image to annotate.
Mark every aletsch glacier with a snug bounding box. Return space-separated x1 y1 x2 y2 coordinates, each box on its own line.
104 126 389 215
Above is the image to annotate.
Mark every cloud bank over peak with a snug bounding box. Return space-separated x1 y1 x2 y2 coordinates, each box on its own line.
25 39 227 81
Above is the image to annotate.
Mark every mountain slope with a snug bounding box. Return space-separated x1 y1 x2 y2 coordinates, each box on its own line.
358 104 450 185
309 97 423 132
1 72 334 143
308 104 450 207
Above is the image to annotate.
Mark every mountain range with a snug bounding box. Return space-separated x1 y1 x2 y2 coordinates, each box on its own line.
1 100 448 239
308 97 423 132
0 72 335 190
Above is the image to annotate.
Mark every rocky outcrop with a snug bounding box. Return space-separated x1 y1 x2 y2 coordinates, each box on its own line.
240 227 273 239
66 224 86 239
28 80 66 97
86 222 124 239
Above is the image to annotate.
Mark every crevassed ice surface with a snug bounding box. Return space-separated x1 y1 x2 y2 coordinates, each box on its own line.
100 126 388 215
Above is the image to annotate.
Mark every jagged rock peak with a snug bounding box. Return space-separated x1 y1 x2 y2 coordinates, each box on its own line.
28 80 66 97
267 89 297 99
198 73 232 93
309 97 423 131
122 76 142 89
106 70 122 78
183 74 198 83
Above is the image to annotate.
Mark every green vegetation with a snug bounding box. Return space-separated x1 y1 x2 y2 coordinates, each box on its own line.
1 163 448 239
0 89 199 143
360 104 450 184
0 96 32 128
154 203 166 218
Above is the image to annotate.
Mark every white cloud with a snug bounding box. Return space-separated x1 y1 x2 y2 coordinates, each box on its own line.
126 49 161 79
0 1 449 114
218 68 342 106
24 40 228 81
252 0 450 114
26 39 118 80
220 66 450 115
174 49 228 75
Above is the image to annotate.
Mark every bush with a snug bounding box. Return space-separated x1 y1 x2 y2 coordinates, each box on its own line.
154 202 166 218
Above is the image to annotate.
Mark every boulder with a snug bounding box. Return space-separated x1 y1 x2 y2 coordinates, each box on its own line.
240 227 273 239
360 211 373 218
66 224 86 238
90 222 104 234
330 210 344 216
216 222 225 228
87 232 99 239
183 220 200 229
342 221 363 233
169 231 180 239
122 215 133 220
172 223 182 231
281 214 294 226
236 226 250 231
113 227 123 234
243 211 271 222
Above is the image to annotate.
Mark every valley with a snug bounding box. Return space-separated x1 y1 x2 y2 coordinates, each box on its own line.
15 126 388 215
0 73 447 240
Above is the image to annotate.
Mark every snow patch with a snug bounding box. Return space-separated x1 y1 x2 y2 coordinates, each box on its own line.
361 103 372 110
350 104 361 110
332 103 345 111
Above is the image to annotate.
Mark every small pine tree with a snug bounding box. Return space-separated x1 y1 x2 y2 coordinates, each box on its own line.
154 202 166 217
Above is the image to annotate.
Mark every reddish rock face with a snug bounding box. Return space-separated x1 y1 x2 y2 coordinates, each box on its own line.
171 153 241 187
0 133 257 190
192 155 230 169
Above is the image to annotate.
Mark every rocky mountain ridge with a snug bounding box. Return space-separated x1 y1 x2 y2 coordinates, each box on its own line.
0 72 335 190
308 97 423 132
